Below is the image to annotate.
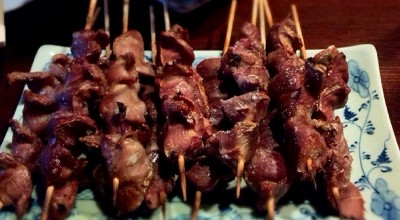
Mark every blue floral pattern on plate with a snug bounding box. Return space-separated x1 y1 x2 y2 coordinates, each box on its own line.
1 44 400 220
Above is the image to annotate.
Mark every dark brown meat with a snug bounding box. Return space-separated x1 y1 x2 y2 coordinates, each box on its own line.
267 14 364 219
163 122 205 159
244 148 290 210
221 22 269 93
48 180 79 220
158 63 210 118
144 150 176 209
38 140 88 186
158 62 212 161
100 133 153 215
156 24 195 67
186 158 232 192
112 30 155 78
47 111 98 147
9 119 43 171
0 152 33 219
70 29 110 63
309 46 351 121
208 121 258 169
196 58 229 127
221 91 270 124
266 14 302 54
100 54 147 133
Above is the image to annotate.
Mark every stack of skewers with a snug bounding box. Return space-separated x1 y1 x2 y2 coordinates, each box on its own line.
0 0 365 219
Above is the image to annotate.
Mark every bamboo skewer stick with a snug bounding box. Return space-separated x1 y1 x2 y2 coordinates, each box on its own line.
85 0 98 30
123 0 130 33
332 186 343 219
159 191 167 220
266 196 275 220
191 191 202 220
251 0 258 25
263 0 273 28
40 185 54 220
113 177 119 206
291 4 306 59
236 156 245 198
178 154 187 201
258 0 266 47
223 0 237 54
112 177 120 206
104 0 111 57
149 5 157 62
163 0 171 31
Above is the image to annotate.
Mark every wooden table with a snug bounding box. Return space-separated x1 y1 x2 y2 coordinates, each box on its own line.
1 0 399 146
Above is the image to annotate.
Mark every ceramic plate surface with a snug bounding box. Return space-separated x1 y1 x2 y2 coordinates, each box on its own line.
1 44 400 220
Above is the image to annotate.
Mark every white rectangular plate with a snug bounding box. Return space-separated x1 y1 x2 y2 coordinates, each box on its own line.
1 44 400 220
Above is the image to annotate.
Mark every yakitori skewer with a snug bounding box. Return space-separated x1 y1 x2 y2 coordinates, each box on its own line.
223 0 237 53
291 5 314 189
148 5 170 219
40 1 98 219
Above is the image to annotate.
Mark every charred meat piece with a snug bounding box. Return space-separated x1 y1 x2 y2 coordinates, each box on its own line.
266 14 302 54
9 119 43 171
156 24 195 67
244 148 290 210
47 111 98 147
208 121 258 171
284 116 329 181
186 158 233 192
101 133 153 215
0 152 33 219
48 180 79 220
196 58 229 127
112 30 155 78
70 29 110 63
100 53 147 133
308 46 351 121
38 140 88 186
221 22 269 93
144 149 176 210
221 91 270 124
158 63 210 118
267 14 364 219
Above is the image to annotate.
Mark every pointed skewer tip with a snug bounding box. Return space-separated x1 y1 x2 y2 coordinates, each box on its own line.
40 185 55 220
191 191 202 220
178 154 187 201
266 196 275 220
113 177 120 206
159 191 167 220
236 158 245 198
